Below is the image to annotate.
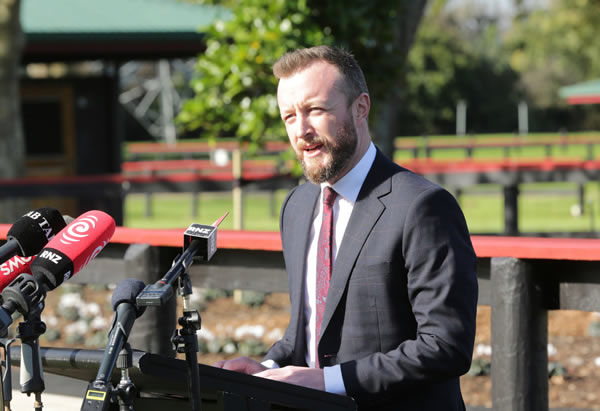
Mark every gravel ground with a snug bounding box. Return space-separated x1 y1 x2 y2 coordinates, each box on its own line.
198 296 600 410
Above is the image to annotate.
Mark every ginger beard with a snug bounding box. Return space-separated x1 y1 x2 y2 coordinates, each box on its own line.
295 115 358 184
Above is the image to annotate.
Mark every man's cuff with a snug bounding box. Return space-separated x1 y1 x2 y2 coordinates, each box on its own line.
323 365 347 395
261 359 279 369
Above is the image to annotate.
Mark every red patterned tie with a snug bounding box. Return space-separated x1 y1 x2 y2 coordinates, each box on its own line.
315 186 337 368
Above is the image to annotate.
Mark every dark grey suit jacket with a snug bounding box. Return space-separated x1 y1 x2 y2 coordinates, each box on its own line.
264 149 478 410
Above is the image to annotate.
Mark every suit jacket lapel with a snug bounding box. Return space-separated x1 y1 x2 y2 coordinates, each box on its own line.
287 183 320 298
286 182 319 361
320 151 392 337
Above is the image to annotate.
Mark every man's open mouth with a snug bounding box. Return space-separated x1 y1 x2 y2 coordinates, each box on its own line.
304 143 323 152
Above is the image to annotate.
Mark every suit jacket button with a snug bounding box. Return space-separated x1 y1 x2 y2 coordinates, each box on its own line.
322 354 336 366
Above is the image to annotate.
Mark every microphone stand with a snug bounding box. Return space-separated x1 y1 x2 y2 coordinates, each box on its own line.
114 344 136 411
17 307 46 411
137 215 228 411
0 274 46 411
172 271 202 411
81 345 137 411
0 329 16 411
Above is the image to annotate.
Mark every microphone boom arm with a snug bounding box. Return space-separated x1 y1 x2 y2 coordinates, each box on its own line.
135 219 225 411
136 239 201 307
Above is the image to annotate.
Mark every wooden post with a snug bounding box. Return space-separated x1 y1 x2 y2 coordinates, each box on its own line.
491 257 548 411
232 148 244 304
578 183 585 216
412 146 419 159
269 190 276 218
456 100 467 137
465 146 473 159
144 169 154 218
587 143 594 161
192 159 200 219
503 184 519 235
518 100 528 136
191 191 199 218
232 148 243 230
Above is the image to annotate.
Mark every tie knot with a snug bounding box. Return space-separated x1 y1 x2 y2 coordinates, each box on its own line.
322 186 337 208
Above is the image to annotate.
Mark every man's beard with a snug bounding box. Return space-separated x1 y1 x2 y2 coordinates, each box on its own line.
296 118 358 184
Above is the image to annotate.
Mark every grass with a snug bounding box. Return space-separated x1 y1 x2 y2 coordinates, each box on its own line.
124 182 600 235
459 182 600 233
394 143 600 161
124 191 288 231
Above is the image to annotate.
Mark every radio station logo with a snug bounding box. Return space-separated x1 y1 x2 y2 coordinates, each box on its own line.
60 215 98 245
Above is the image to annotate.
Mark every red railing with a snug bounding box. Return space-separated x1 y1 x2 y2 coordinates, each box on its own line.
3 225 600 260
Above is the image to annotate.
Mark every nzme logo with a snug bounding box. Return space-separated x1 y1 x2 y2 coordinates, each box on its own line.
60 215 98 245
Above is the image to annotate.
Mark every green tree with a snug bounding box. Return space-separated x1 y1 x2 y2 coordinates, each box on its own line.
179 0 428 158
307 0 427 155
506 0 600 107
400 2 523 135
178 0 331 153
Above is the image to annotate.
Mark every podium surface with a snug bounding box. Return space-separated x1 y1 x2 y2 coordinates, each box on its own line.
10 346 356 411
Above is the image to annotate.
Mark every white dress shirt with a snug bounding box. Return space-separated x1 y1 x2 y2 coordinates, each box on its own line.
305 142 376 394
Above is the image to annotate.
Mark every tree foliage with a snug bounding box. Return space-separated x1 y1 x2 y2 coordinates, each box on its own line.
506 0 600 108
399 2 523 135
178 0 427 155
182 0 600 140
307 0 427 154
308 1 425 105
177 0 332 151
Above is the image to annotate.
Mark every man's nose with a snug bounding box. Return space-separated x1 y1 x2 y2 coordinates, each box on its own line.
295 114 314 140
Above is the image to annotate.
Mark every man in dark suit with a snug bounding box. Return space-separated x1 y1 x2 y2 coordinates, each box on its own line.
215 45 478 410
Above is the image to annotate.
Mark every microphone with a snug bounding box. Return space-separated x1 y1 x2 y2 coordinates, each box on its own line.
0 255 36 290
82 279 146 411
136 218 221 307
0 210 116 332
0 208 67 264
97 278 146 382
0 216 74 292
31 210 115 291
0 215 76 410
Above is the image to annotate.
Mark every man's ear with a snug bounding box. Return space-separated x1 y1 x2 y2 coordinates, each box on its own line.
353 93 370 123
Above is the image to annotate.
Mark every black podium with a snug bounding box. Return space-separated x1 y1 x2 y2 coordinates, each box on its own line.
9 346 356 411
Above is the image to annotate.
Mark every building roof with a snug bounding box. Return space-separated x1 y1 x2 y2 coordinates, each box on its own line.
559 79 600 105
21 0 228 61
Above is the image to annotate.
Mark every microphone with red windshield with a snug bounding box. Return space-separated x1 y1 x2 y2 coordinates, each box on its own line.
0 210 115 332
31 210 115 291
0 255 36 290
0 216 74 292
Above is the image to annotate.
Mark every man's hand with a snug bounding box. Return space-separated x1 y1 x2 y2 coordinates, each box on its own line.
254 366 325 391
214 356 267 375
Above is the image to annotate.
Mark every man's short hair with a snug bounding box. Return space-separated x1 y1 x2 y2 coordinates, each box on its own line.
273 45 369 104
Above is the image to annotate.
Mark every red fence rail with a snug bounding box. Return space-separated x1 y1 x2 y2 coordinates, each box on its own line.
3 225 600 260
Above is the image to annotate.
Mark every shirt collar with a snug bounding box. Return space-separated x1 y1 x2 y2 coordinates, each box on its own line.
321 142 376 204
